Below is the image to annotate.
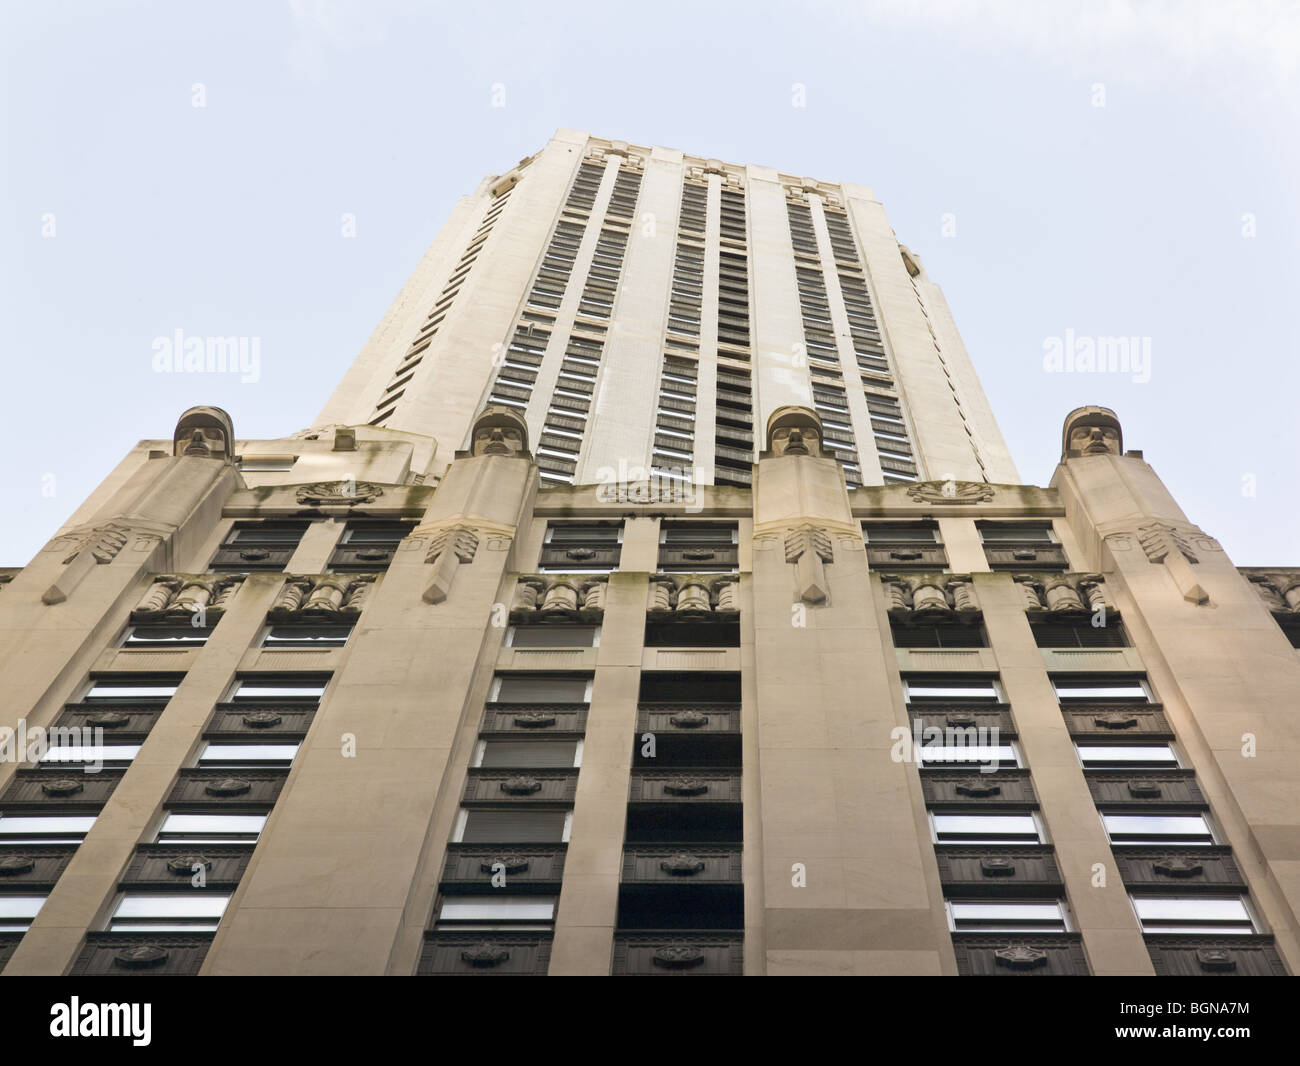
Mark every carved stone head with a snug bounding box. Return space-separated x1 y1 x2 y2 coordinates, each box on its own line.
470 406 529 458
1062 406 1122 459
766 406 823 458
173 406 235 461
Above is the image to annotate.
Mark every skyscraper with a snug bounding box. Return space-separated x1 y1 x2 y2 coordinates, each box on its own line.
1 129 1295 977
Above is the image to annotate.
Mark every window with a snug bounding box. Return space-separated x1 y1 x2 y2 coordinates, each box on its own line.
1032 622 1128 649
948 900 1069 933
1054 678 1150 702
329 521 417 573
240 456 296 473
434 895 557 930
904 678 1002 702
197 743 299 768
508 625 599 649
979 524 1058 545
891 624 987 649
1077 744 1178 769
658 523 739 573
108 893 231 932
490 674 592 703
39 744 140 766
538 523 623 572
124 624 214 648
83 678 181 702
917 743 1020 768
262 625 353 649
863 524 939 544
980 523 1067 571
644 619 740 648
155 813 266 843
473 740 582 768
932 814 1044 844
1131 896 1256 935
0 815 96 844
453 809 572 843
211 521 310 572
229 677 329 702
1102 814 1215 846
0 896 46 933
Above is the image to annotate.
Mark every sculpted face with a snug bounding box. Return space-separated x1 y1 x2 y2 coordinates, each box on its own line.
470 407 529 458
772 426 813 457
173 407 234 460
1066 422 1120 458
473 424 524 457
766 407 823 458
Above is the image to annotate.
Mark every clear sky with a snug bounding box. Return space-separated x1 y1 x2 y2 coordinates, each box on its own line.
2 0 1296 565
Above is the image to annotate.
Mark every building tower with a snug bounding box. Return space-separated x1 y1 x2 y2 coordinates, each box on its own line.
1 130 1295 977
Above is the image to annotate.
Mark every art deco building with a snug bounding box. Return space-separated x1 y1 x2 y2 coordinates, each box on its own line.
1 129 1296 977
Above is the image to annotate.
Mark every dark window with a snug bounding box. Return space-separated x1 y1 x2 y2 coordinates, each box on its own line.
1277 621 1300 649
864 522 948 570
262 625 353 649
644 619 740 647
211 521 309 572
890 624 988 649
329 521 416 573
492 674 591 703
638 672 740 703
864 523 940 544
980 523 1068 571
538 523 623 571
509 625 599 648
658 523 739 572
124 624 214 648
1032 622 1128 648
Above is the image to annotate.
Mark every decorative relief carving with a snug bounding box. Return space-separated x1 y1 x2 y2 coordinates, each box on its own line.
166 855 212 874
1243 571 1300 616
1013 573 1116 618
480 856 530 874
513 713 556 729
905 481 995 505
511 575 608 621
993 944 1048 970
662 776 709 796
669 710 709 729
1138 522 1199 565
426 527 480 565
595 481 697 504
49 523 132 565
954 779 1000 798
784 525 834 605
1153 857 1204 879
132 574 244 622
268 574 374 622
295 481 383 506
1127 780 1163 798
1195 948 1236 973
242 710 283 729
41 778 85 797
646 575 738 615
660 853 706 876
651 944 707 969
204 777 252 797
0 855 36 876
1094 712 1139 730
460 942 510 967
980 857 1017 877
880 573 982 623
113 945 170 969
500 776 542 795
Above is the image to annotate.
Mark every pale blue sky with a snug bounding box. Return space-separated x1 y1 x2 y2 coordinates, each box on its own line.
2 0 1297 564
